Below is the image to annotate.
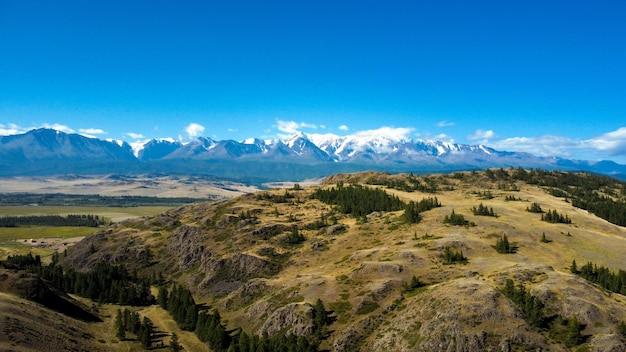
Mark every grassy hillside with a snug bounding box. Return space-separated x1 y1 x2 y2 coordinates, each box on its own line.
4 169 626 351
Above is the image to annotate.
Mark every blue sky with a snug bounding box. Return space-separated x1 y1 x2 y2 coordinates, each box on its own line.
1 1 626 163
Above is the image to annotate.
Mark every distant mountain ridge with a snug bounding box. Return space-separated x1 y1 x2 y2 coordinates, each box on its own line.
1 128 625 182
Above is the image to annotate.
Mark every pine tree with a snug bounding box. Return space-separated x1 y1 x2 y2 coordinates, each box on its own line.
571 259 578 274
115 309 126 341
495 234 514 253
565 315 583 347
157 286 169 310
170 332 182 352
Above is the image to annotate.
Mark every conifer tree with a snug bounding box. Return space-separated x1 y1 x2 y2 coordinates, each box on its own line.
170 332 182 352
565 316 583 347
115 309 125 341
158 285 168 309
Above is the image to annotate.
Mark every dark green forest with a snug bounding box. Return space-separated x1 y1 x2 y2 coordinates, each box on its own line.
310 183 405 218
505 168 626 226
0 214 106 227
0 193 206 207
571 260 626 295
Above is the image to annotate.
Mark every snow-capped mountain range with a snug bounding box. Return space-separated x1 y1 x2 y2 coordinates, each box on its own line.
1 128 625 182
131 130 504 163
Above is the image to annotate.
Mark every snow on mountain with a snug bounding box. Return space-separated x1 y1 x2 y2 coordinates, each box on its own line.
3 128 626 180
136 138 181 160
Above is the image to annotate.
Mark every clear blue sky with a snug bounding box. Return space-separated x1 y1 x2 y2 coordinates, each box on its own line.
1 1 625 163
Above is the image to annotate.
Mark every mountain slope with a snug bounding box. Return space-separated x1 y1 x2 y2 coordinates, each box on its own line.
60 170 626 351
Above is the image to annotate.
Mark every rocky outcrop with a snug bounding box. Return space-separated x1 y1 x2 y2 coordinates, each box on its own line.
248 224 290 239
362 278 553 352
260 303 315 337
199 253 279 293
168 225 210 269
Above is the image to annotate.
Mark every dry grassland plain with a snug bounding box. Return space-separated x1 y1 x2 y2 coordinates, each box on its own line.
0 175 258 261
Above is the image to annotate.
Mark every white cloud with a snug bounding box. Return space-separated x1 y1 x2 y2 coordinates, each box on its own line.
434 133 455 143
354 126 414 141
488 135 582 158
468 129 497 141
275 119 317 135
437 121 455 127
125 132 144 139
79 128 106 136
41 123 75 134
79 128 105 135
185 123 205 139
0 123 24 136
338 124 349 131
486 127 626 163
585 127 626 156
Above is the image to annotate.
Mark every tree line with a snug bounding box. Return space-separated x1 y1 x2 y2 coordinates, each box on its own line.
502 278 583 348
365 173 439 193
4 253 155 306
0 193 205 207
541 209 571 224
506 168 626 227
571 260 626 295
0 214 106 227
443 210 472 226
471 203 497 217
158 284 333 352
403 197 441 224
310 183 405 219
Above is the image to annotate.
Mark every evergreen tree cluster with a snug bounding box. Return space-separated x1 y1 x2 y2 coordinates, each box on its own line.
443 210 471 226
256 190 295 204
471 203 497 217
502 279 545 327
283 226 306 246
509 168 626 227
165 284 198 331
541 209 571 224
3 252 41 268
403 275 425 292
502 279 583 347
62 262 154 305
572 260 626 295
160 284 332 351
549 315 585 348
365 173 439 193
476 190 495 199
0 214 106 227
494 234 516 254
115 308 155 349
310 184 405 218
526 202 543 213
5 254 155 306
403 197 441 224
442 246 467 264
504 194 522 201
195 310 231 351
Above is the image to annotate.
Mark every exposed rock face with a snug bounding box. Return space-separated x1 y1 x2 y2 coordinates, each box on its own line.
360 278 554 352
199 253 279 293
321 224 347 236
260 303 315 337
168 225 210 269
248 223 290 239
